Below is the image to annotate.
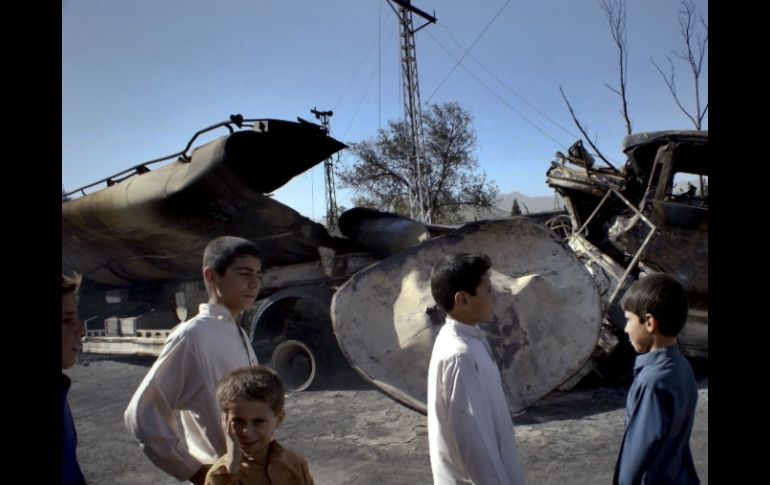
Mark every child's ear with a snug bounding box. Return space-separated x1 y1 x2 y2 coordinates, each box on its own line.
203 266 216 286
643 314 658 334
453 291 466 307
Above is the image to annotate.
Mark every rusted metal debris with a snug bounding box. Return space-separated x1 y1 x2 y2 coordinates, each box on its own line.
546 130 708 358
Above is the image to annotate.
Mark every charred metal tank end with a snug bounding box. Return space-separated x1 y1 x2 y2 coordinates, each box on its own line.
339 207 430 257
249 286 348 391
271 340 317 392
332 217 604 417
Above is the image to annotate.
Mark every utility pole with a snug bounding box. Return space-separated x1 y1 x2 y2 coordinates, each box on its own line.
387 0 436 223
311 107 339 233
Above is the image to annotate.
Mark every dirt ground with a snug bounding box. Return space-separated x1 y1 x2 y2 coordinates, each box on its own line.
66 353 708 484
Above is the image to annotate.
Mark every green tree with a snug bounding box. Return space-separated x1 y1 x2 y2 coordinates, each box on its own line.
338 102 498 224
511 199 522 216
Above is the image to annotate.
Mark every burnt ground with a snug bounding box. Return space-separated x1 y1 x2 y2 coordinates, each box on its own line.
67 353 708 484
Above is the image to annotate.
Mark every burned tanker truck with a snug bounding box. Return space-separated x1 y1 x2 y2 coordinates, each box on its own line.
63 117 707 414
63 116 378 391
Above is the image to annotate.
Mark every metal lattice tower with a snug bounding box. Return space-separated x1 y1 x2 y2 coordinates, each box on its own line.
311 108 338 233
388 1 436 223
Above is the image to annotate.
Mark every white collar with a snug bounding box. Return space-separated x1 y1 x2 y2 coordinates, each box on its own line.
445 315 484 339
198 303 235 321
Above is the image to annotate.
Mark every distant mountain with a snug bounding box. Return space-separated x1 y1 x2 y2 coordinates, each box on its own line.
456 190 561 221
497 191 561 215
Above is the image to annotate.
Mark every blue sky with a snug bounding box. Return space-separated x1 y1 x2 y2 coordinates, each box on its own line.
62 0 707 220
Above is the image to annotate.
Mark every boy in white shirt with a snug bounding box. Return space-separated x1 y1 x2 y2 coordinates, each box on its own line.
427 253 526 485
125 236 263 484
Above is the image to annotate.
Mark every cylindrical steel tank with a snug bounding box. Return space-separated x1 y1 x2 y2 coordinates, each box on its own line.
62 119 347 286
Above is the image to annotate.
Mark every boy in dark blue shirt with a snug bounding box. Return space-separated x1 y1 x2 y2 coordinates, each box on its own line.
613 273 699 485
63 274 87 485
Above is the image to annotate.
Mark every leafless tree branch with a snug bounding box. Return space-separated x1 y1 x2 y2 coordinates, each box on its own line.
651 0 708 129
559 86 617 171
650 57 698 128
600 0 633 135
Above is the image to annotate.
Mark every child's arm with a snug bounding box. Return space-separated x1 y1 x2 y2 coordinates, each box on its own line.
300 456 314 485
442 356 512 485
614 383 672 484
203 414 249 485
222 412 242 474
204 456 242 485
124 334 205 481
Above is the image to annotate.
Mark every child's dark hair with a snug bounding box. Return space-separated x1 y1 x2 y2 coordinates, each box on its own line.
621 272 689 337
203 236 262 275
217 366 285 414
430 253 492 313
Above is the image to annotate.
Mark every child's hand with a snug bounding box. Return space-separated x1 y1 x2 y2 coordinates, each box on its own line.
222 412 242 474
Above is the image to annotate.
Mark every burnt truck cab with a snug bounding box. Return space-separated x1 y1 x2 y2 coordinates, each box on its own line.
547 130 708 358
618 132 707 298
613 131 707 356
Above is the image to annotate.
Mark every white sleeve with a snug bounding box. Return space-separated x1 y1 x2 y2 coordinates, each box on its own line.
442 355 510 485
124 333 203 480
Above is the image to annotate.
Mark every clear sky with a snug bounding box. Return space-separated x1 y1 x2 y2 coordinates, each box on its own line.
62 0 707 220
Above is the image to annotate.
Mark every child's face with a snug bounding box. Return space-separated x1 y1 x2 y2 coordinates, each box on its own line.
624 310 653 353
212 255 263 314
226 398 284 459
62 292 85 369
465 273 496 323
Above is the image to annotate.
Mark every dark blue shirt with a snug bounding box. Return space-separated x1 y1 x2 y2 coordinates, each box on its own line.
62 374 87 485
613 345 699 485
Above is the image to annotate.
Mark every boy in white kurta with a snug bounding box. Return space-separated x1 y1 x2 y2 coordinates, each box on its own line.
125 236 263 484
427 253 526 485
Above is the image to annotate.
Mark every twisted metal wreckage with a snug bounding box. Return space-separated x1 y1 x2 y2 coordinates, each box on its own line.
62 116 707 417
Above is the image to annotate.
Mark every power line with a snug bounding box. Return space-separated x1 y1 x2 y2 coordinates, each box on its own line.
342 19 399 139
426 30 622 166
438 24 580 141
427 30 569 151
333 15 393 113
342 54 381 139
426 0 510 102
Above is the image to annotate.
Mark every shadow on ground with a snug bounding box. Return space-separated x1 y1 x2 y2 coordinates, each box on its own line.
516 356 708 425
79 353 158 367
81 352 707 425
81 352 375 391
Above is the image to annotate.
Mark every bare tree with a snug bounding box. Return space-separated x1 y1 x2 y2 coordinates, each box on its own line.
558 1 629 169
600 0 633 135
559 86 617 171
651 0 708 130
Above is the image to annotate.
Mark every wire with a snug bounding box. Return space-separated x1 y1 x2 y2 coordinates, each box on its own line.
439 24 580 141
427 30 569 150
342 17 398 139
426 0 511 102
333 15 392 113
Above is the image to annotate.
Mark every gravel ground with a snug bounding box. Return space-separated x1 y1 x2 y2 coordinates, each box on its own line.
66 353 707 484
